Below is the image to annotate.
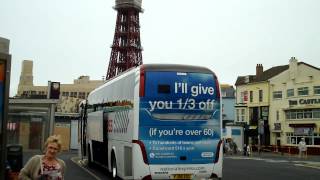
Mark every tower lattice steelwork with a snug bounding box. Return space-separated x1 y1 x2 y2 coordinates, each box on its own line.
106 0 143 80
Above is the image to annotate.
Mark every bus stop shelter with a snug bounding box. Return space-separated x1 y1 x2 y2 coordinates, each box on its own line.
7 98 59 150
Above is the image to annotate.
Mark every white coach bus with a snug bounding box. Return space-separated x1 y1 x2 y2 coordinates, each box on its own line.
81 64 223 180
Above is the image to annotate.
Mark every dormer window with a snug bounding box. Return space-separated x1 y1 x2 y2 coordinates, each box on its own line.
245 76 250 83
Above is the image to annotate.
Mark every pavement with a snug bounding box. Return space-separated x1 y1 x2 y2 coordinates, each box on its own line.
19 150 97 180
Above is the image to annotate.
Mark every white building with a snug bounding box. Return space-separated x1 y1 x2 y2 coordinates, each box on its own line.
269 57 320 149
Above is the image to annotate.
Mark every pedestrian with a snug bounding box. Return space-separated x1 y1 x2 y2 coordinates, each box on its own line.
225 140 230 155
243 144 247 156
246 144 251 156
232 141 238 154
19 135 66 180
229 140 234 155
298 138 307 158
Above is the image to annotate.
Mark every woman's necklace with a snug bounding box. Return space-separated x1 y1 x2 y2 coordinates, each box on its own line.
43 156 57 166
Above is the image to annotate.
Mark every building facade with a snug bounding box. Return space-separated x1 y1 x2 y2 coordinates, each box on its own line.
269 58 320 148
221 84 235 127
235 63 289 146
17 60 104 113
12 60 104 150
235 58 320 153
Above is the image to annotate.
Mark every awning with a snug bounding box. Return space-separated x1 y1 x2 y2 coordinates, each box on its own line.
289 123 316 127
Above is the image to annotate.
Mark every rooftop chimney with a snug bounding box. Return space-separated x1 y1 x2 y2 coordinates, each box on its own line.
256 64 263 77
289 57 298 80
0 37 10 54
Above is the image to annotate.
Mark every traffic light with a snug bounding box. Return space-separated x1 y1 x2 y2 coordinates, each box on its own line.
48 81 60 99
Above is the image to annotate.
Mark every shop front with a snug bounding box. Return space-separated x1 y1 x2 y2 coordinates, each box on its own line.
286 123 319 146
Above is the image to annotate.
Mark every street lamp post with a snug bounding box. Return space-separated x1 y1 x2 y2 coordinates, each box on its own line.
258 119 264 155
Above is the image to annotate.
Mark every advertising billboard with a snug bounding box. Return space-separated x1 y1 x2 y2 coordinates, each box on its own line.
139 71 221 164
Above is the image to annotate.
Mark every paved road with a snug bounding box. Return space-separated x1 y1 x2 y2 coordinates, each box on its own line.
224 156 320 180
21 151 320 180
76 153 320 180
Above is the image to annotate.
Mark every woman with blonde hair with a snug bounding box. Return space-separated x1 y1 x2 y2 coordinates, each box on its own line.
19 135 66 180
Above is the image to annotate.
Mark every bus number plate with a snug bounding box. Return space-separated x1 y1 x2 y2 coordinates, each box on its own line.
172 174 192 179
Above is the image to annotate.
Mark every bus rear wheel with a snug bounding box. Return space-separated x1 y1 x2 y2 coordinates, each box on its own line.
111 154 118 179
87 145 93 168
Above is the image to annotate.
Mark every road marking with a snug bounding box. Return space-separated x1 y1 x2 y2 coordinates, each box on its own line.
264 159 289 163
227 156 320 170
294 163 320 170
70 157 102 180
227 156 288 163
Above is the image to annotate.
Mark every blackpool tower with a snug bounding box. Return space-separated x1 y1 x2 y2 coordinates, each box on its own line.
106 0 143 80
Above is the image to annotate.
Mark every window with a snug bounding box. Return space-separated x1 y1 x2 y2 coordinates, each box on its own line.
78 92 86 99
314 86 320 95
240 91 248 103
290 110 297 119
287 89 294 97
241 109 245 121
314 109 320 118
298 87 309 96
236 109 240 121
259 90 263 102
296 110 303 119
250 91 253 102
158 84 170 94
286 132 318 145
62 92 69 96
273 91 282 99
70 92 77 97
285 109 320 120
304 110 312 119
276 111 279 121
236 109 245 122
285 111 290 119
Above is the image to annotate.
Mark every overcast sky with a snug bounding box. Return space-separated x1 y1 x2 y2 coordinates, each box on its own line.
1 0 320 96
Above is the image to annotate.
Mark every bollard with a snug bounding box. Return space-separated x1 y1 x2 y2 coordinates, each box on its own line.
6 145 23 172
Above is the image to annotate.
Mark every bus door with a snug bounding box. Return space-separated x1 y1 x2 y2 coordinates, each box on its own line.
102 111 109 166
79 102 87 158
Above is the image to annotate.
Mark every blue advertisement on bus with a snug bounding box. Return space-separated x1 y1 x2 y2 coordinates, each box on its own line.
139 71 221 164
